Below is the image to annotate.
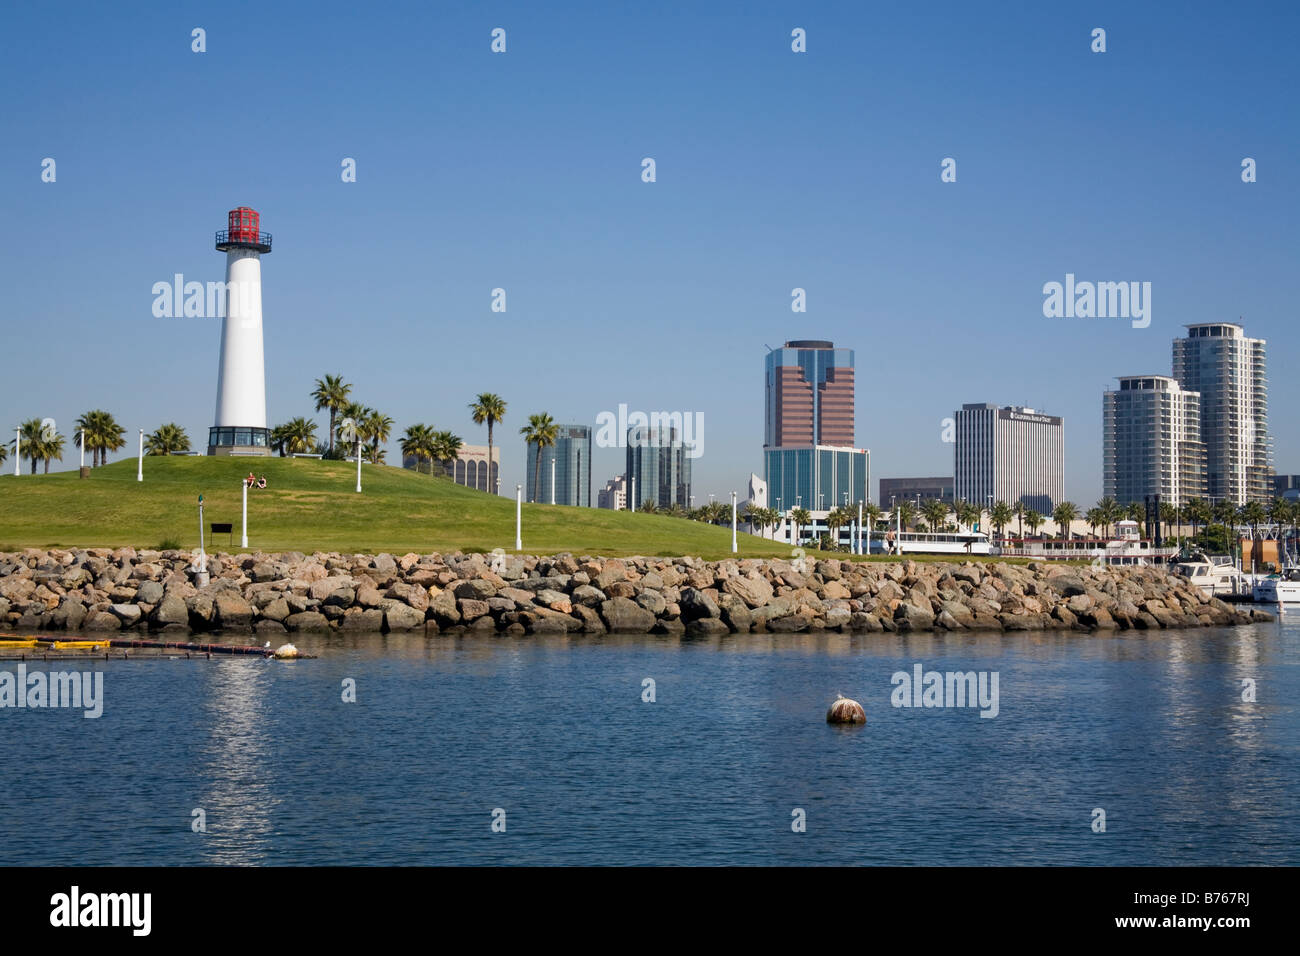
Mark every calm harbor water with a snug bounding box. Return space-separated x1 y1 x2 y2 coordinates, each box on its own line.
2 619 1297 865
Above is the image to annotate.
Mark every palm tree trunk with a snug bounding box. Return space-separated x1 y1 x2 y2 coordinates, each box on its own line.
487 422 494 494
533 447 543 503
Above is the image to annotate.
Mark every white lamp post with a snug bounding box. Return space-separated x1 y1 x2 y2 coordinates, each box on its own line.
355 437 362 493
630 475 636 513
515 484 522 550
13 428 20 476
79 429 85 469
241 479 249 548
731 491 738 554
137 428 144 481
550 458 556 505
858 501 864 555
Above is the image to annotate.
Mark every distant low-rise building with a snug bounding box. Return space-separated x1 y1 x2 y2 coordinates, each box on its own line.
403 443 499 493
597 474 628 510
879 476 954 505
1274 475 1300 500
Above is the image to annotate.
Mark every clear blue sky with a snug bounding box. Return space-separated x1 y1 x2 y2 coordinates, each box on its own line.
3 1 1296 506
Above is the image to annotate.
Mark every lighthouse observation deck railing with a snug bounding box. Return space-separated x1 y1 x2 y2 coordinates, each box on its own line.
215 230 273 252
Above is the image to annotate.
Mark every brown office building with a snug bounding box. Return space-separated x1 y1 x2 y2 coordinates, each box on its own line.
765 340 855 447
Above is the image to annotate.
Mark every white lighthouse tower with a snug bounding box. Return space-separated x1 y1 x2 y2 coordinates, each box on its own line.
208 206 272 456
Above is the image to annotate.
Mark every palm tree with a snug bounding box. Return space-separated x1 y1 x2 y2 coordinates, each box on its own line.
1124 501 1144 523
1024 510 1044 537
74 409 125 467
270 422 290 456
1095 497 1120 538
639 499 658 514
1183 497 1211 542
38 425 66 474
280 417 318 456
144 423 191 456
954 500 979 533
1052 501 1079 540
1240 501 1267 538
360 410 394 464
1084 507 1101 537
0 441 6 467
1159 502 1180 540
990 500 1013 538
921 499 948 534
469 393 507 494
16 420 45 474
311 374 352 452
791 507 811 546
519 413 559 503
863 501 883 534
400 424 434 473
430 431 463 475
1267 497 1291 537
897 499 917 533
826 506 846 547
1014 500 1026 538
1213 499 1240 545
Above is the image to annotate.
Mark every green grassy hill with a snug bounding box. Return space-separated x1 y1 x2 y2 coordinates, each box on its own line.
0 456 789 558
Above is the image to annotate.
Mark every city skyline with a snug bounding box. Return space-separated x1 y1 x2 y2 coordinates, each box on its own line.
3 4 1296 506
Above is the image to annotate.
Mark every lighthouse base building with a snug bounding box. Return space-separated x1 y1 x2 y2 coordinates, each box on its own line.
208 206 273 457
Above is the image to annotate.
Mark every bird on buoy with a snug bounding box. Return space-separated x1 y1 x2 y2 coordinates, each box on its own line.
826 693 866 724
272 643 300 660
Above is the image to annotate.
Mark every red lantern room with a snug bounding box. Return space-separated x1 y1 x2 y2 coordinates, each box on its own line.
215 206 272 253
229 207 259 242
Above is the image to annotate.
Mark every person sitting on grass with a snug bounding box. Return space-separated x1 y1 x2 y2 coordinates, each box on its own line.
256 475 267 489
246 472 257 488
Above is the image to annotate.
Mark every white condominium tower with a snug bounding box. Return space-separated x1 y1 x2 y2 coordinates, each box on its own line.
1172 323 1271 504
1103 376 1206 507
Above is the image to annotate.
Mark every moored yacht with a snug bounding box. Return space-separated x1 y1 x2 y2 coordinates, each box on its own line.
1172 550 1251 597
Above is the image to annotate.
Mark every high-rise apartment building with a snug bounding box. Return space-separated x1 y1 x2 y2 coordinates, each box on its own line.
1172 323 1271 503
954 404 1064 513
525 424 591 506
1102 376 1205 507
764 340 855 447
626 426 691 509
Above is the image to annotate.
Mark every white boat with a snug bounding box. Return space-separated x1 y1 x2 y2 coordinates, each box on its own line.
873 530 992 556
997 520 1179 566
1172 551 1251 597
1251 574 1300 604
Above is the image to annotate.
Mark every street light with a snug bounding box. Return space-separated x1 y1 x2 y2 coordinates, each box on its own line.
731 491 737 554
515 484 522 550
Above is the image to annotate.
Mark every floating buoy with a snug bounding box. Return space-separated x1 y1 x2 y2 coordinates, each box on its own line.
272 643 300 660
826 693 865 724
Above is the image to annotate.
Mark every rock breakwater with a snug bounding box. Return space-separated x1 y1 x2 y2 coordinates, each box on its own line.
0 549 1273 636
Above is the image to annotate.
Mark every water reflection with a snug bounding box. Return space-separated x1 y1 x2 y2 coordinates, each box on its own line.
197 658 281 864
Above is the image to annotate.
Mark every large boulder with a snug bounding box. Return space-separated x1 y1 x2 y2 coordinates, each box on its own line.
679 588 720 621
894 601 935 631
599 597 656 633
723 574 774 609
